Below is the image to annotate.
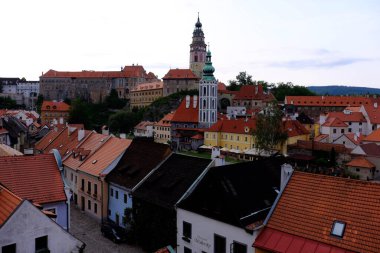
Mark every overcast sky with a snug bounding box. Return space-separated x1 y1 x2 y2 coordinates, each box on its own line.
1 0 379 87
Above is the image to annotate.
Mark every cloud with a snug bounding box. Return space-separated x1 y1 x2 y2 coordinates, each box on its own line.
268 57 373 69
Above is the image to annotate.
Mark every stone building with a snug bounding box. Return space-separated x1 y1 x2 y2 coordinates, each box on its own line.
130 81 163 108
40 65 158 103
162 69 199 96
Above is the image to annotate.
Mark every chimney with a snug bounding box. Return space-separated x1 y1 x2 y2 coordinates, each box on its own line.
280 163 293 191
78 129 85 142
211 147 225 167
374 102 378 108
102 125 109 135
119 133 126 139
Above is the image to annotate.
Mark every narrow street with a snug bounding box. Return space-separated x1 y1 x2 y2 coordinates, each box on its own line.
70 204 145 253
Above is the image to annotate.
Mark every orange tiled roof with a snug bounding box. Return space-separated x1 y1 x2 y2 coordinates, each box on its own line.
345 106 361 112
131 81 163 92
343 133 364 145
233 85 275 101
284 120 309 137
346 156 375 168
162 69 199 80
327 111 366 122
34 129 62 151
285 96 373 107
78 137 131 177
314 134 329 142
322 117 347 127
155 111 175 127
41 101 70 112
134 121 155 130
218 82 227 91
267 171 380 253
363 128 380 142
363 104 380 124
0 154 67 204
0 185 22 225
207 118 256 134
171 96 199 123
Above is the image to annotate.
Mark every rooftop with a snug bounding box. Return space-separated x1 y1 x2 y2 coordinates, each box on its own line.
41 101 70 112
285 96 375 107
0 184 22 226
131 81 163 92
162 69 199 80
233 85 275 101
171 96 199 123
207 118 256 134
346 156 375 168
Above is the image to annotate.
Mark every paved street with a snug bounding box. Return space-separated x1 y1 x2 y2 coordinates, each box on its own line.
70 204 145 253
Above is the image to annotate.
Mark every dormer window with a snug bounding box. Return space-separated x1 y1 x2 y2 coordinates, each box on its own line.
331 220 346 238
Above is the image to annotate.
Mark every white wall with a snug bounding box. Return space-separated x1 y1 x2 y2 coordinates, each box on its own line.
177 208 259 253
0 201 84 252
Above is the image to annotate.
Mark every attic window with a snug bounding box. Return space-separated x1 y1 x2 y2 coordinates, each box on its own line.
331 221 346 238
92 160 97 164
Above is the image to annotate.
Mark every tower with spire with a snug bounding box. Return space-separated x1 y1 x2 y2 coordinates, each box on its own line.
199 47 218 128
189 13 207 78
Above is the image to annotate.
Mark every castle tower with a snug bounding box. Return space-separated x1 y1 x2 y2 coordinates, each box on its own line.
189 14 207 78
199 48 218 128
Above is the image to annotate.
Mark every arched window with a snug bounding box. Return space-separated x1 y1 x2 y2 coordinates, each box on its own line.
203 99 206 108
203 87 207 96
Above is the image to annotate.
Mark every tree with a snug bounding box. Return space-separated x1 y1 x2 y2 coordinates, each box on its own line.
108 111 141 134
0 97 18 109
105 89 127 109
69 99 91 127
36 94 44 114
253 102 288 154
270 82 316 101
227 71 255 91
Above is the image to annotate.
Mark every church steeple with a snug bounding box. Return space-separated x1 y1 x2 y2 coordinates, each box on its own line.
190 13 207 78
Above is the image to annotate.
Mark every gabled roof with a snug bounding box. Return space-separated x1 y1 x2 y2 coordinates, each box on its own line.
41 101 70 112
343 133 363 145
162 69 199 80
107 139 172 189
353 143 380 157
314 134 329 142
155 111 175 127
171 96 199 123
0 144 23 157
0 154 67 204
78 137 131 177
346 156 375 168
233 85 275 101
327 111 366 122
207 118 256 134
178 158 285 230
284 120 309 137
0 184 22 226
363 128 380 142
218 82 227 91
322 117 347 127
264 171 380 253
133 154 212 210
285 96 373 107
362 104 380 124
134 121 155 130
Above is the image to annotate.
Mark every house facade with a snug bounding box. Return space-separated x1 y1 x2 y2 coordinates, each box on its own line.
40 100 70 125
130 81 163 108
154 111 175 144
162 69 200 96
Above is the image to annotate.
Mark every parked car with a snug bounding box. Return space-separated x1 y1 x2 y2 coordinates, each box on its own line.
101 222 127 243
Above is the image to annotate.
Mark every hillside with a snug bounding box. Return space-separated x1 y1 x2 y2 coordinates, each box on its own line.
308 86 380 96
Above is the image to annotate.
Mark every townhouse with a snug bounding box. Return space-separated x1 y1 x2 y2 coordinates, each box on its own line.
130 81 164 108
40 100 70 125
154 111 175 144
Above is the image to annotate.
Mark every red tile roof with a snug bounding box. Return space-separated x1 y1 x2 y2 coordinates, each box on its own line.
363 128 380 142
362 104 380 124
171 96 199 123
155 111 175 127
314 134 329 142
162 69 199 80
322 117 347 127
254 227 354 253
207 118 256 134
0 184 22 226
266 171 380 253
233 85 275 101
344 133 364 145
0 154 67 204
327 111 366 122
284 120 309 137
134 121 155 130
78 137 131 177
291 140 348 153
41 101 70 112
34 129 63 151
191 133 204 140
218 82 227 91
346 156 375 168
285 96 373 107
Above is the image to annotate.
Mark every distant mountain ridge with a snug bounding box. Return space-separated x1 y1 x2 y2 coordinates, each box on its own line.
308 86 380 96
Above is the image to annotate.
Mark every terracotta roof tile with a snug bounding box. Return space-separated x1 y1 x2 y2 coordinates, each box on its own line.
363 104 380 124
285 96 373 107
0 185 22 226
35 129 62 151
314 134 329 142
207 118 256 134
233 85 275 101
284 120 309 137
363 129 380 142
78 137 131 177
346 157 375 168
155 111 175 127
322 117 347 127
162 69 199 80
267 172 380 253
171 96 199 123
0 154 67 204
218 82 227 91
41 101 70 112
292 140 348 153
343 133 364 145
327 111 366 122
134 121 155 130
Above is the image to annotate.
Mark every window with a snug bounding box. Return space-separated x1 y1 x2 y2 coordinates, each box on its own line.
359 122 362 126
94 203 97 214
333 129 337 134
115 190 119 199
111 188 114 197
348 128 352 133
35 235 48 252
214 234 226 253
233 242 247 253
108 209 111 216
124 194 128 204
75 175 77 184
331 221 346 237
88 200 91 210
341 129 344 134
356 168 360 172
245 137 248 142
116 213 120 225
2 243 16 253
183 221 192 239
81 179 84 191
87 182 91 194
94 184 97 196
184 247 192 253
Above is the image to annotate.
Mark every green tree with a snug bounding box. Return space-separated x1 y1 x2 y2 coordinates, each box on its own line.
105 89 127 109
271 82 316 101
227 71 255 91
253 102 288 154
69 99 91 127
0 97 18 109
108 110 141 134
36 94 44 114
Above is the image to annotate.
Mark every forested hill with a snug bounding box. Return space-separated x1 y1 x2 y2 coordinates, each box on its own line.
308 86 380 95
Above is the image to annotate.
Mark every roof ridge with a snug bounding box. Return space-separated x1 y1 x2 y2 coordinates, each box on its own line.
77 135 112 169
294 171 380 186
